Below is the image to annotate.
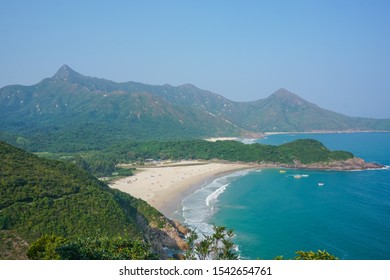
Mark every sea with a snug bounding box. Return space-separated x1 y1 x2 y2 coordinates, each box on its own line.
180 132 390 260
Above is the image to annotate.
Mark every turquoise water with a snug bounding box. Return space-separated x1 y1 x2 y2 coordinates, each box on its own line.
182 132 390 259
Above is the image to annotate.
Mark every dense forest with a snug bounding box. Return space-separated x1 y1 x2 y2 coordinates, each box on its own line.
64 138 354 177
0 141 185 259
108 138 353 164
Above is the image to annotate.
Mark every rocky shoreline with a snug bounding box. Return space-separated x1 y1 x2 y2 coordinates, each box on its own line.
275 157 384 171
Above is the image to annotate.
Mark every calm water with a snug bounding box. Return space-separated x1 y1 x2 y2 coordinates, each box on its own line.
181 132 390 259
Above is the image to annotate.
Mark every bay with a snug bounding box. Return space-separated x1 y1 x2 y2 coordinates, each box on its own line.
183 132 390 259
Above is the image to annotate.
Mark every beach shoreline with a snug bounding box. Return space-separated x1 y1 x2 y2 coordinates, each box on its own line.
263 130 390 136
108 155 382 218
108 161 255 218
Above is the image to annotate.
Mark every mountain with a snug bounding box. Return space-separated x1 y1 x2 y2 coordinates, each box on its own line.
0 65 244 151
0 141 186 259
229 88 389 132
1 65 389 151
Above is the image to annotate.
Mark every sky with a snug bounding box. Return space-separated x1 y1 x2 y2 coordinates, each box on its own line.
1 0 390 118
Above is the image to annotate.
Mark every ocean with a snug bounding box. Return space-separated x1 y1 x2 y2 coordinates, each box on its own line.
181 132 390 260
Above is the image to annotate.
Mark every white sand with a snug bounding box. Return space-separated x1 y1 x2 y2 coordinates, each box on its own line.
204 137 239 142
109 162 253 217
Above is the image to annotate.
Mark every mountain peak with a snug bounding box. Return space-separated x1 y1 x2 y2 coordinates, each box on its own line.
272 88 296 97
269 88 304 102
178 83 199 90
52 64 81 81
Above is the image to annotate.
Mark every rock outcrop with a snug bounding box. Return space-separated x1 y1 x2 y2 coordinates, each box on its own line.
280 157 383 171
135 213 188 259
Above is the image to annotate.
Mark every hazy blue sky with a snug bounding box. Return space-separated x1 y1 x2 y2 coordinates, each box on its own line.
1 0 389 118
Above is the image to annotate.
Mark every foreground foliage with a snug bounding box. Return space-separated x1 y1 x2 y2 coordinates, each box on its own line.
27 235 158 260
183 226 338 260
275 250 338 260
184 225 238 260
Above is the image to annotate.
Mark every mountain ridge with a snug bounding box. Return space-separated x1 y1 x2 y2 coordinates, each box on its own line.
1 65 389 151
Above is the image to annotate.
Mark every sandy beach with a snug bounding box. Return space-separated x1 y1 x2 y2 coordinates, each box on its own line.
109 161 253 217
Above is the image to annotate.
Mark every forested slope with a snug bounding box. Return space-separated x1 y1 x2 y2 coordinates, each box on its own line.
0 141 185 259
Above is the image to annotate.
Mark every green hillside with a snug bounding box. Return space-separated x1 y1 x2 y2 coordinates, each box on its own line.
0 141 185 259
0 65 243 152
75 139 354 174
1 65 389 153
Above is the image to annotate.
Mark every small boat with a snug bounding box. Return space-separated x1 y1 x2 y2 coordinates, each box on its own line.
318 183 325 186
294 175 302 179
279 170 286 173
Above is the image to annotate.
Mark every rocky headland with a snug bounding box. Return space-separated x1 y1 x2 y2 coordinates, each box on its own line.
274 157 384 171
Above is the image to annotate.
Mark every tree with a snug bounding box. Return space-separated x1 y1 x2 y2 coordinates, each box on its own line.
27 235 158 260
56 236 158 260
27 235 66 260
293 250 338 260
275 250 338 260
184 225 238 260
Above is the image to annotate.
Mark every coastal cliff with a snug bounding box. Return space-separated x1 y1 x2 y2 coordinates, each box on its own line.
133 212 188 259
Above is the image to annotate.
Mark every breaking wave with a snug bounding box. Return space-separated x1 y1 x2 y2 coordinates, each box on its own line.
181 169 251 236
